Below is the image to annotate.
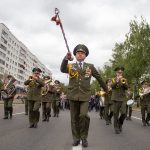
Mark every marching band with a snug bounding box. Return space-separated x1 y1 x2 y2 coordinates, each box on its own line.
0 64 149 148
0 8 149 149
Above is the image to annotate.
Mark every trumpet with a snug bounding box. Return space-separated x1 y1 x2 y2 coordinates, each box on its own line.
28 76 37 87
120 78 127 84
28 76 33 80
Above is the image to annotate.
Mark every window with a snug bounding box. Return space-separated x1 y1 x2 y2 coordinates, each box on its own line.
0 44 7 51
0 59 5 65
6 63 8 68
9 37 11 42
18 69 24 74
8 44 11 48
17 75 24 80
2 30 8 38
18 63 25 69
0 51 6 58
7 50 10 55
0 66 4 73
1 36 7 44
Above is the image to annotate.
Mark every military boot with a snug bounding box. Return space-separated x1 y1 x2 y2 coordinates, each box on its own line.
82 139 88 147
72 140 80 146
3 107 8 119
29 124 34 128
146 114 150 126
42 114 46 121
115 128 120 134
142 120 146 126
8 107 13 119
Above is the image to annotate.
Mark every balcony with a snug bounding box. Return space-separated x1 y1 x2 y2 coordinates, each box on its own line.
18 63 25 70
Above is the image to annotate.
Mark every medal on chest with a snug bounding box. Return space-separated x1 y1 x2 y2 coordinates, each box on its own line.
85 66 92 78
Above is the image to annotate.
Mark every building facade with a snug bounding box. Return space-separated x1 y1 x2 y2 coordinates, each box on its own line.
0 23 51 88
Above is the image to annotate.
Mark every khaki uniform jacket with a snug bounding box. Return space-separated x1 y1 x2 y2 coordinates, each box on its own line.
111 79 128 101
105 90 112 105
140 90 150 106
54 84 61 101
60 58 108 101
24 79 44 101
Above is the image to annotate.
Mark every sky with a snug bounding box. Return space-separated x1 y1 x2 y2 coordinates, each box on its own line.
0 0 150 84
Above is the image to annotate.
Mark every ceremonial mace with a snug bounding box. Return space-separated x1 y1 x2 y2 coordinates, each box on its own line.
51 8 73 61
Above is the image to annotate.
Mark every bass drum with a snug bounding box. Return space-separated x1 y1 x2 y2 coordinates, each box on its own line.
127 99 134 106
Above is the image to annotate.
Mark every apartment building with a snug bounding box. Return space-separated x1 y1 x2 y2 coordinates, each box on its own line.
0 23 51 88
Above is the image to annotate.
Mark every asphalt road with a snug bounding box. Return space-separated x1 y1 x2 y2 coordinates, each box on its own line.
0 104 150 150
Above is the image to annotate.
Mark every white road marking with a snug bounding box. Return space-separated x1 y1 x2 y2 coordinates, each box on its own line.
72 141 82 150
72 144 82 150
12 112 25 116
131 116 142 120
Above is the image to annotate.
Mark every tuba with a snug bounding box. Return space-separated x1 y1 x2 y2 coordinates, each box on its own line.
139 87 150 99
41 79 52 96
1 76 16 100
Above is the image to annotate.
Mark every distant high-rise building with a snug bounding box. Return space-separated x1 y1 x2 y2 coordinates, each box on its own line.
0 23 51 88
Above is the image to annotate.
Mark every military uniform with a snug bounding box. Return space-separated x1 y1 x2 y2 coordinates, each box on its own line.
22 91 28 115
126 89 133 120
24 95 28 115
53 80 61 117
2 76 16 119
24 68 44 128
3 88 16 119
105 85 113 125
42 77 55 121
60 44 108 147
0 79 4 100
139 81 150 126
111 67 128 134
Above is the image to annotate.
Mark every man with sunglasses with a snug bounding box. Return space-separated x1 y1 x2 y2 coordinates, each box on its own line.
24 68 44 128
111 67 128 134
